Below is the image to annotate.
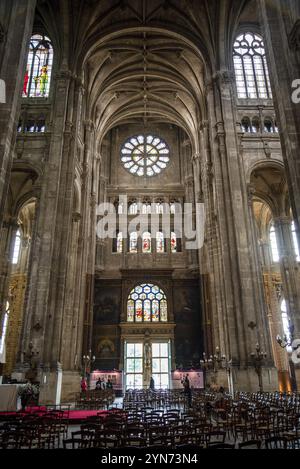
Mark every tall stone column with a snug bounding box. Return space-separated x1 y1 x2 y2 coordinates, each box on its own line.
205 71 277 391
0 0 36 226
0 0 36 326
274 215 300 389
258 0 300 245
13 70 90 403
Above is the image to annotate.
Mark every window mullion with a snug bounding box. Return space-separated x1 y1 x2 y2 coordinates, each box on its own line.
252 55 259 99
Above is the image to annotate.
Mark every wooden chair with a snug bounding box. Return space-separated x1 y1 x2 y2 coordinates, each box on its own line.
238 439 262 449
265 436 287 449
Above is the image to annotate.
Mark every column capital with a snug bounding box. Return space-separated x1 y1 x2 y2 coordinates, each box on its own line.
192 153 201 164
199 120 209 132
247 184 256 203
213 70 235 88
84 120 95 132
273 215 293 226
72 212 82 223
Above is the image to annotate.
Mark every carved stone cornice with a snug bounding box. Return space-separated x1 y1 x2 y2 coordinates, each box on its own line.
120 322 176 338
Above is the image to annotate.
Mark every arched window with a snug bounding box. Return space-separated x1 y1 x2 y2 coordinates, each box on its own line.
127 284 168 323
142 203 152 214
0 301 9 356
241 117 251 133
156 203 164 214
36 119 46 132
26 120 35 133
117 232 123 254
270 223 279 263
117 202 124 215
23 34 53 98
171 232 178 253
129 202 138 215
12 230 21 265
292 221 300 262
156 232 165 253
129 232 138 253
170 203 176 215
264 118 274 133
121 135 170 177
233 32 272 99
142 232 151 253
251 117 260 134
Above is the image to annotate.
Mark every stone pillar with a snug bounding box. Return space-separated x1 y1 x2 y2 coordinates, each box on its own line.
204 70 278 391
0 0 36 228
258 0 300 246
274 215 300 334
273 215 300 389
12 69 92 403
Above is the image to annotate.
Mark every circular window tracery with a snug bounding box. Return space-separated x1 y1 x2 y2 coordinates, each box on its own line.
121 135 170 177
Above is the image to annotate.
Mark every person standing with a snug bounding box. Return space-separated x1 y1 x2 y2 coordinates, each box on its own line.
183 374 192 408
106 378 113 390
81 377 87 394
149 377 155 391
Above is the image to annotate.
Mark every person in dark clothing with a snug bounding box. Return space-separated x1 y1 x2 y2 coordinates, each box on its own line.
183 374 192 408
149 377 155 391
106 379 113 389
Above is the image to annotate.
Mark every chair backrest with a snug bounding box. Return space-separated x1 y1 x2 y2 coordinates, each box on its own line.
207 443 235 450
265 437 287 449
239 440 262 449
206 431 226 444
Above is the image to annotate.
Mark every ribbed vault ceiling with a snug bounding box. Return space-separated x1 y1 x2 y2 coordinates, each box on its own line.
85 30 205 148
35 0 251 148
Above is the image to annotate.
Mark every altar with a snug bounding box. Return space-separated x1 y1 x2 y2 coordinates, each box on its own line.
0 384 20 411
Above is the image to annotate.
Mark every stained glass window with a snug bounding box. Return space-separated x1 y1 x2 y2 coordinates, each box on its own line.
156 232 165 253
130 232 138 253
129 202 138 215
233 33 272 99
142 232 151 253
23 34 53 98
117 232 123 253
121 135 170 177
156 203 165 214
127 284 168 322
118 203 124 215
171 232 177 253
142 203 152 214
